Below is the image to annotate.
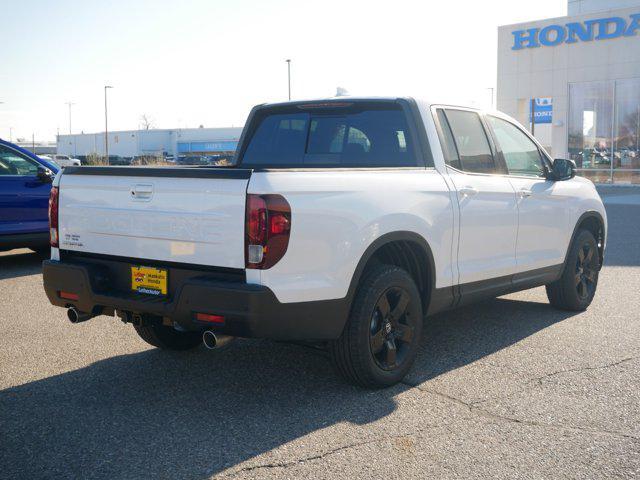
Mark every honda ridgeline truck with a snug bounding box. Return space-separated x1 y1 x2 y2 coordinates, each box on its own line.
43 98 606 387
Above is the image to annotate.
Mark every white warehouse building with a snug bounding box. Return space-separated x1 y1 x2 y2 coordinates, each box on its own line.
497 0 640 184
57 127 243 159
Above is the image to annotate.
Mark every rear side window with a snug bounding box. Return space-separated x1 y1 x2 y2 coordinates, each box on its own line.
435 109 461 170
240 104 418 167
443 109 497 174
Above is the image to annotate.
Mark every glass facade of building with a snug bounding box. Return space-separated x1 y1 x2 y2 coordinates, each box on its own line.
568 78 640 183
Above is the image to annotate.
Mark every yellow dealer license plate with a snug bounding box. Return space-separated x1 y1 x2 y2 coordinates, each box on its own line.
131 266 168 296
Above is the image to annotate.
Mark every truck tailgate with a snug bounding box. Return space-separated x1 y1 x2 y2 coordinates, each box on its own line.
58 167 251 268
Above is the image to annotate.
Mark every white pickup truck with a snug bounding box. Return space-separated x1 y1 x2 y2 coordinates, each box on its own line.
43 97 607 387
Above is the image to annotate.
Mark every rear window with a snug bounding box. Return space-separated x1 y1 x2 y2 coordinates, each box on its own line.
239 104 418 167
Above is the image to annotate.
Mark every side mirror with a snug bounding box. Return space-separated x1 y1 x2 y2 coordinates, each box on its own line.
547 158 576 181
36 166 54 183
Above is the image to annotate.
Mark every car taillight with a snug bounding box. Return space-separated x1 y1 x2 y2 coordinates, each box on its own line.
245 194 291 269
49 186 59 247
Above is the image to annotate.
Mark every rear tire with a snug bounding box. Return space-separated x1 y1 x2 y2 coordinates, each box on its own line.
546 229 600 311
330 264 423 388
134 323 202 351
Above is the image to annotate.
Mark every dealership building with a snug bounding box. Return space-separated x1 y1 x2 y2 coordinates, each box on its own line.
57 126 243 159
498 0 640 183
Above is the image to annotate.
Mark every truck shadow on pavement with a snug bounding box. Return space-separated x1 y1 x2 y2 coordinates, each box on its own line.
0 297 577 479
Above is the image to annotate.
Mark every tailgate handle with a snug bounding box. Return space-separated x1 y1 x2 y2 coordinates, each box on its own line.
131 184 154 200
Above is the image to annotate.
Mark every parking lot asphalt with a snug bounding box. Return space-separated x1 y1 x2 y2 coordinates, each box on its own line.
1 190 639 480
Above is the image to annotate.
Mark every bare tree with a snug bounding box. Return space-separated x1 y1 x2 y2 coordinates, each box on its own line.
139 114 155 130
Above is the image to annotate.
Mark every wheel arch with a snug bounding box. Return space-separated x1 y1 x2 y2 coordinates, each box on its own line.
566 211 606 268
345 231 436 314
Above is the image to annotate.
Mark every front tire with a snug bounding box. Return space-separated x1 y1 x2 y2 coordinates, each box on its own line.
330 264 423 388
134 323 202 351
546 229 600 311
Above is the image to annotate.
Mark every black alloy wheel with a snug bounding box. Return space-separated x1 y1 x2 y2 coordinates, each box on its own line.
369 287 416 371
330 264 423 388
546 228 600 311
575 241 598 300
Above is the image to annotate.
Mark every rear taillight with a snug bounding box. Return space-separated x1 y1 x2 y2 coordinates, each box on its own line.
49 186 59 247
245 194 291 269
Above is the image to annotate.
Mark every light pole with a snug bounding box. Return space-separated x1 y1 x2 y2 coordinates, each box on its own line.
65 101 75 134
104 86 113 159
286 59 291 100
487 87 495 109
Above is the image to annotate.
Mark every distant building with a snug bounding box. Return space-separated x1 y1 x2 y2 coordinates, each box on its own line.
497 0 640 184
57 127 243 159
13 140 57 156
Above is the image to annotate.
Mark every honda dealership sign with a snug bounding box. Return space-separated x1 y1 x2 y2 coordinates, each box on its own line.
530 98 553 125
512 13 640 50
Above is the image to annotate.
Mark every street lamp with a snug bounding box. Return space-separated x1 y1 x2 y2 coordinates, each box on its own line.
65 101 75 134
286 59 291 101
487 87 495 109
104 86 113 159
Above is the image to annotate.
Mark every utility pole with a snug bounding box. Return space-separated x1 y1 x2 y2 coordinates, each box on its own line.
32 133 35 152
65 101 75 134
286 59 291 100
104 86 113 159
9 127 12 142
487 87 494 109
530 98 536 136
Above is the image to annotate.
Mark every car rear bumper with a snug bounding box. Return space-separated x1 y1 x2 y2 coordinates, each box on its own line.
42 258 349 341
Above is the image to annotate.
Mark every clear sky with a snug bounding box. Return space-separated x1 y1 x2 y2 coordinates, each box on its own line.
0 0 566 142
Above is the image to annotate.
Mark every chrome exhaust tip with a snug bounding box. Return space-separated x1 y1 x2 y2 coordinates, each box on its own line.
67 307 93 324
202 330 234 350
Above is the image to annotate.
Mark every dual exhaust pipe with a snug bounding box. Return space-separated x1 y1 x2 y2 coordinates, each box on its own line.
67 308 234 350
202 330 234 350
67 307 94 324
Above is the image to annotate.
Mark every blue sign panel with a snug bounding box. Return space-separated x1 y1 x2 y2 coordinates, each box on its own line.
512 13 640 50
177 141 238 153
530 98 552 125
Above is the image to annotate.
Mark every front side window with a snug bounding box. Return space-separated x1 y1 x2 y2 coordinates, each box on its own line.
487 116 545 177
241 104 418 167
443 109 497 174
0 145 39 176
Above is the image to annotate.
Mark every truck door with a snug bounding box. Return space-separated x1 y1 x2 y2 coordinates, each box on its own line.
0 144 51 235
484 114 570 272
434 108 519 289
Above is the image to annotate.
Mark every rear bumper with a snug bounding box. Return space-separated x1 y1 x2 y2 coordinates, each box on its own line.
42 259 348 341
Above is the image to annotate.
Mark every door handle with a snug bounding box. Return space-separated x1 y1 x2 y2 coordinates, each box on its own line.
131 183 154 200
459 186 478 197
517 189 532 198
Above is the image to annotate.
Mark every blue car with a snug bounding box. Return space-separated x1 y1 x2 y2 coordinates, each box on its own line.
0 139 59 253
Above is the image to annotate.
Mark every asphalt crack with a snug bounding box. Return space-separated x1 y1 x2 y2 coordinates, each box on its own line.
222 357 639 477
220 423 445 477
530 355 639 386
470 354 640 407
402 378 639 443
